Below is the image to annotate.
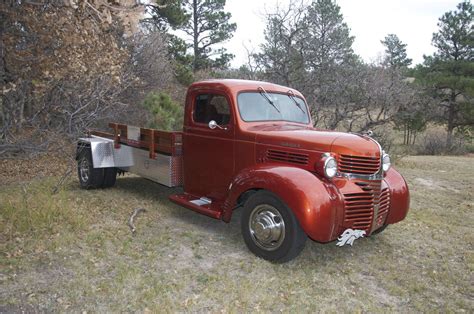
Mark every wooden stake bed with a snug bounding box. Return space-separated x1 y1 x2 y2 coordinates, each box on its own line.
91 123 183 157
88 123 183 187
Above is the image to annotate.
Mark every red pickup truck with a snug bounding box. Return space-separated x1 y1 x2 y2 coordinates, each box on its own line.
76 79 410 262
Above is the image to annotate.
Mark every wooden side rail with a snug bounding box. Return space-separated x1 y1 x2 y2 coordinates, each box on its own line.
89 123 183 156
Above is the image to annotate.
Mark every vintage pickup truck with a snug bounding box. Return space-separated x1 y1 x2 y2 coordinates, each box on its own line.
76 79 410 262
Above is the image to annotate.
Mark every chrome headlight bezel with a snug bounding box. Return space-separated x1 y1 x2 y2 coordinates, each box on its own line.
324 156 338 178
382 153 391 172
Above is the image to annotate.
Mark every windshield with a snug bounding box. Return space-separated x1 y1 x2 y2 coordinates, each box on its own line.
238 92 310 124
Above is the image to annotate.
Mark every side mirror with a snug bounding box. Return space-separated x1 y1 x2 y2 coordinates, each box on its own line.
208 120 227 130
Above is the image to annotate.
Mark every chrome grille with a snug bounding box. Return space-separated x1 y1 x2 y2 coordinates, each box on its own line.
343 192 374 231
376 187 390 226
343 181 389 233
339 155 380 175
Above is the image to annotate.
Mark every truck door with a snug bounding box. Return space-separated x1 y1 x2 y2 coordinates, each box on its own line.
183 91 235 200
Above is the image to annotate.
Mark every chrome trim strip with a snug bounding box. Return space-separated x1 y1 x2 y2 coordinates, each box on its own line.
338 172 382 181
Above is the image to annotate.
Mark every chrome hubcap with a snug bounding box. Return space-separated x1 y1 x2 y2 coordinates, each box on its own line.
79 158 89 182
249 204 285 251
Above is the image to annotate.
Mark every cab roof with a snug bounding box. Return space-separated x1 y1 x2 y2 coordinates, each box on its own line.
189 79 305 98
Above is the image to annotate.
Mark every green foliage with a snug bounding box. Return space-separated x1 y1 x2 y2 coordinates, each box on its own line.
149 0 236 74
143 0 189 31
414 1 474 143
304 0 355 68
257 0 356 88
394 109 428 145
142 92 183 131
432 1 473 61
166 34 195 84
381 34 412 68
183 0 237 71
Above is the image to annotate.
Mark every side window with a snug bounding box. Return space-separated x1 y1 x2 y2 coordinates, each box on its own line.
193 94 231 125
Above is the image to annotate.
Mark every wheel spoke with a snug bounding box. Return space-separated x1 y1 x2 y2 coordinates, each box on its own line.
79 158 89 182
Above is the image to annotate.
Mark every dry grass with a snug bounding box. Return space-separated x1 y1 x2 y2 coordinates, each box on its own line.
0 155 473 312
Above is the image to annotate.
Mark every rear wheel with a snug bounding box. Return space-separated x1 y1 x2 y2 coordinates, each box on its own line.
102 167 117 188
241 190 307 263
77 148 104 189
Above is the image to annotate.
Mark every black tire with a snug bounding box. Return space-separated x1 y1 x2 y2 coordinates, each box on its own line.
372 224 388 235
241 190 307 263
102 167 117 188
77 148 104 189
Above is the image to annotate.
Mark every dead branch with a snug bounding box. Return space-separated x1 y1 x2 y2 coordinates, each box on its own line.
128 208 146 234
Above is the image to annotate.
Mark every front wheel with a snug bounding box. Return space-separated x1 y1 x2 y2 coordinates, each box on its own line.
372 224 388 235
241 190 307 263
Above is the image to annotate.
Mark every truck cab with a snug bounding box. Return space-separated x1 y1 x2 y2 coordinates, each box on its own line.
77 79 410 262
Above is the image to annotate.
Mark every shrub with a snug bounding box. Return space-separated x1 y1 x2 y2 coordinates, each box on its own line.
142 92 183 131
415 129 470 155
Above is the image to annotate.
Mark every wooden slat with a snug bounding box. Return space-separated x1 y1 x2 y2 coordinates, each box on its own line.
93 122 184 156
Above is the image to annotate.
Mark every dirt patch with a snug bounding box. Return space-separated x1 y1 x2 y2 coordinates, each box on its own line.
414 177 460 193
0 153 72 185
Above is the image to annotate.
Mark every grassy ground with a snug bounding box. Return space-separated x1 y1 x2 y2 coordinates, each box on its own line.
0 155 473 312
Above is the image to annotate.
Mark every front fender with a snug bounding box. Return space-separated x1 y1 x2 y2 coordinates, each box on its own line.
222 165 344 242
384 167 410 224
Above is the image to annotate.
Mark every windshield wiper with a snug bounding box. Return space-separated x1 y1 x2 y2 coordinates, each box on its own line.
258 86 280 113
287 89 305 113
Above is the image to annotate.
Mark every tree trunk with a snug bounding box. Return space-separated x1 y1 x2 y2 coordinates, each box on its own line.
446 91 457 147
192 0 199 72
403 124 407 145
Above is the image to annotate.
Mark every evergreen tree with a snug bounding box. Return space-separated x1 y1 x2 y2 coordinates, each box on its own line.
256 3 307 87
147 0 236 76
381 34 412 68
303 0 355 71
257 0 356 92
183 0 236 71
143 92 183 131
417 1 473 145
143 0 188 31
145 0 236 84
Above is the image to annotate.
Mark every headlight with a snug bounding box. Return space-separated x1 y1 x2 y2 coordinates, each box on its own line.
315 154 338 178
324 156 338 178
382 153 391 172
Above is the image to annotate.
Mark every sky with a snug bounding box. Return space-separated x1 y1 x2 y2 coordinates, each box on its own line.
223 0 462 68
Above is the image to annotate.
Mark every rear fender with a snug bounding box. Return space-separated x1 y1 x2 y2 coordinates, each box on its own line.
222 165 343 242
76 136 133 168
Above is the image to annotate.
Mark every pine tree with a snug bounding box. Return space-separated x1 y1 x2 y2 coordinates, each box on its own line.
381 34 412 68
303 0 355 71
257 0 356 89
147 0 236 75
184 0 237 71
417 1 473 145
143 0 188 31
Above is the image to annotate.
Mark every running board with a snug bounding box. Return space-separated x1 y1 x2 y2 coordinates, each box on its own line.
169 193 222 219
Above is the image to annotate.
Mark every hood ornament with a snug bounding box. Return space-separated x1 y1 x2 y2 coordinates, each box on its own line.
336 228 366 246
362 130 373 137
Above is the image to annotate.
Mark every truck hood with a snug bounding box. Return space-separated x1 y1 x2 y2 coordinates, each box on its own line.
252 124 381 157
